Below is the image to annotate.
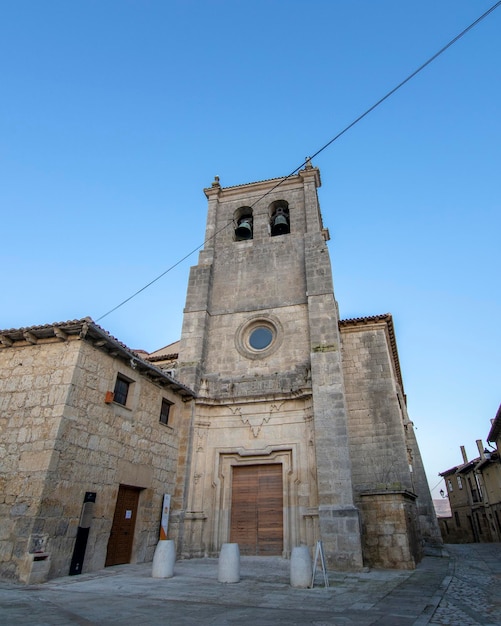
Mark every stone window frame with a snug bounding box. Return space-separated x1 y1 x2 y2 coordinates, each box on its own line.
235 313 283 360
213 447 298 557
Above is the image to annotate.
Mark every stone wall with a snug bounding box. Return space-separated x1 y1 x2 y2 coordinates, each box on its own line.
1 339 79 580
341 318 442 563
341 321 413 492
341 319 418 568
403 409 443 547
358 490 420 569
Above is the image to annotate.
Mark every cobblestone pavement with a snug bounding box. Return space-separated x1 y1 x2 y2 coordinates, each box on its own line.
429 543 501 626
0 544 500 625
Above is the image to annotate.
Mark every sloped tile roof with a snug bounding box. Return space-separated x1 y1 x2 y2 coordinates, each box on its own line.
0 318 194 398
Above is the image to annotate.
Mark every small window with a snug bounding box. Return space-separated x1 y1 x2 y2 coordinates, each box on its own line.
159 398 173 425
454 511 461 527
113 375 130 406
457 475 463 489
447 479 453 492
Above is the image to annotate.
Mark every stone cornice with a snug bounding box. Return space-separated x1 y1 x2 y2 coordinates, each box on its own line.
203 166 321 201
359 488 417 500
195 388 312 407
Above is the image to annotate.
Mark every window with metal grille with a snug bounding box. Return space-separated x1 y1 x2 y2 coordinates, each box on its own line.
159 398 173 425
113 375 130 406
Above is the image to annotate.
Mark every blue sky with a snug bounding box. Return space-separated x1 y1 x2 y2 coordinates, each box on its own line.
1 1 500 497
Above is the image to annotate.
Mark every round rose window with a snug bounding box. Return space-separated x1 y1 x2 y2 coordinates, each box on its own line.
235 315 283 360
249 326 273 350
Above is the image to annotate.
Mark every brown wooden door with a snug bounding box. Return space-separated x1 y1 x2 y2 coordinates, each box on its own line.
105 485 140 567
230 464 283 555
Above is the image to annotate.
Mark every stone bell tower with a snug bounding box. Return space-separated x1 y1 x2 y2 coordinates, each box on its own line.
177 162 363 569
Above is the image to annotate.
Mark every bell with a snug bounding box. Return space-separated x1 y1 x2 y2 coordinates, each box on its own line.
235 218 252 240
271 212 289 236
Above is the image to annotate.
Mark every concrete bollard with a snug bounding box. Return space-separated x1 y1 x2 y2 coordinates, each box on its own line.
218 543 240 583
290 545 312 588
152 539 176 578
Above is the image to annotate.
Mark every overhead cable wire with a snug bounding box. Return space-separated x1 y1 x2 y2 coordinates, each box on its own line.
430 477 446 493
95 219 232 322
246 0 501 206
96 1 501 323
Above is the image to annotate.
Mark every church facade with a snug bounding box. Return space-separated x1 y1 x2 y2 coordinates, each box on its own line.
0 164 441 582
164 162 441 569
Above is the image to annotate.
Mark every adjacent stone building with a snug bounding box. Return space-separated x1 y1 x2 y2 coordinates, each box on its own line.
439 421 501 544
152 163 441 570
0 319 194 583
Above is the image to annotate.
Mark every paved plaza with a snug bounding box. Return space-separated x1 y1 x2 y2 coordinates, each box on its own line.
0 544 500 625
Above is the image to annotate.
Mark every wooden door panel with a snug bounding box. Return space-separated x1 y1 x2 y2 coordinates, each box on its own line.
230 465 283 555
230 466 258 553
257 465 283 554
105 485 140 567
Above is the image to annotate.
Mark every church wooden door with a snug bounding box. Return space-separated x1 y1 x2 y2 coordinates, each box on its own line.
230 464 283 555
105 485 140 567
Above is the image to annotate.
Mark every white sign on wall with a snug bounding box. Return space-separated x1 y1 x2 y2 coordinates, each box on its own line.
160 494 171 540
